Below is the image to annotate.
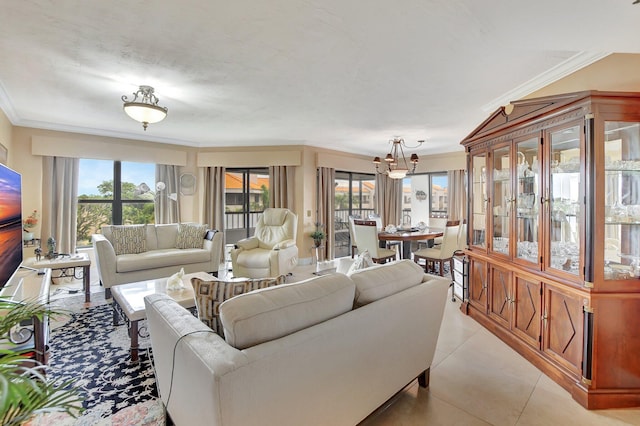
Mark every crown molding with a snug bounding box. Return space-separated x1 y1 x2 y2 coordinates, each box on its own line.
481 51 611 113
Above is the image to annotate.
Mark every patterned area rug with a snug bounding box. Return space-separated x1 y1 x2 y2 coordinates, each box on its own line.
47 301 163 424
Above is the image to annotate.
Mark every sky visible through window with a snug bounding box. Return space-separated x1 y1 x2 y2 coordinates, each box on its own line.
78 159 155 196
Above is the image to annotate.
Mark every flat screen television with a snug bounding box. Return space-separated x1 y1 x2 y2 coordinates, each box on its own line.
0 163 23 292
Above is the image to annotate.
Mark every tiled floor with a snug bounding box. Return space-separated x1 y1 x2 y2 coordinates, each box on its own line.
359 296 640 426
50 254 640 425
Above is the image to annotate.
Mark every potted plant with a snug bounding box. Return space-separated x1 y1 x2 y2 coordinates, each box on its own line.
310 223 326 248
22 210 38 241
0 299 83 425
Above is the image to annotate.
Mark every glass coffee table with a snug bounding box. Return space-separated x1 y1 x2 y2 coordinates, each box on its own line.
111 271 214 361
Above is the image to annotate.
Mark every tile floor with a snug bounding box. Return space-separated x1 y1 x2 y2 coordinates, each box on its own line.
50 253 640 425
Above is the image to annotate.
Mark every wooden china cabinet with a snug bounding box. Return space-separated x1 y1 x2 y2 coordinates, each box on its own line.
461 91 640 409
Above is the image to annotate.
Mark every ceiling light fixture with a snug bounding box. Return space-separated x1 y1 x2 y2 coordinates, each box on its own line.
373 138 423 179
121 85 168 130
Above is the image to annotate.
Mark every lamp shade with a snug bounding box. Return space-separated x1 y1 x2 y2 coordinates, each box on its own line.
123 103 167 124
121 85 168 130
388 168 408 179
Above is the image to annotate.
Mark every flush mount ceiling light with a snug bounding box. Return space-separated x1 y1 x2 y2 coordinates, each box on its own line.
121 85 168 130
373 137 423 179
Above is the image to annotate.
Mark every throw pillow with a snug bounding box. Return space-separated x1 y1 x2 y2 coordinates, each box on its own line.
346 250 374 275
110 225 146 255
175 223 208 249
191 275 287 335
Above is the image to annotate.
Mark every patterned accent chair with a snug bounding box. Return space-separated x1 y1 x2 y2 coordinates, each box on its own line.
230 208 298 278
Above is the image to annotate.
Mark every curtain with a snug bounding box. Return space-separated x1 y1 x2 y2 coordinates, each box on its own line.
447 169 467 222
41 156 79 255
201 166 226 263
375 174 402 227
269 165 295 209
155 164 181 224
317 167 335 260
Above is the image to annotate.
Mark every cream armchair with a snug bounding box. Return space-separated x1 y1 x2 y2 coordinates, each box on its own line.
230 208 299 278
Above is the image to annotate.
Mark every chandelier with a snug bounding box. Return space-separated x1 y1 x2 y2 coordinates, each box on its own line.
122 85 168 130
373 138 423 179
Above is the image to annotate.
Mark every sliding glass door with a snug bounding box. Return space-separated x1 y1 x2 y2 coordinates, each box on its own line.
224 168 269 245
334 171 375 258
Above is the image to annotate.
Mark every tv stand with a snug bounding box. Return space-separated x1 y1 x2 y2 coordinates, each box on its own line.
0 268 52 364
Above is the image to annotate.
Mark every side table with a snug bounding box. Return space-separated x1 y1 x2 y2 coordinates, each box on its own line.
25 253 92 303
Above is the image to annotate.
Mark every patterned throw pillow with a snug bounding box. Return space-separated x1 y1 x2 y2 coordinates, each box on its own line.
175 223 208 249
191 275 287 335
110 225 146 255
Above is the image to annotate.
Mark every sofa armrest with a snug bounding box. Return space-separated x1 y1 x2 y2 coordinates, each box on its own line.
203 230 224 264
235 236 259 250
92 233 117 288
273 239 295 250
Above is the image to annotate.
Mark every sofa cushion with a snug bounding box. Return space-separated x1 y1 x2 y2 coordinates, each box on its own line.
192 275 286 335
109 225 147 255
116 248 210 273
219 274 356 350
176 223 208 249
349 259 425 307
156 223 179 249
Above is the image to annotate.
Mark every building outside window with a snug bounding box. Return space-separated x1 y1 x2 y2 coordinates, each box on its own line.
429 172 448 218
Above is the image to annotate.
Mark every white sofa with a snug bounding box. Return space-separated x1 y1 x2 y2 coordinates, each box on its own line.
92 223 223 297
145 260 450 426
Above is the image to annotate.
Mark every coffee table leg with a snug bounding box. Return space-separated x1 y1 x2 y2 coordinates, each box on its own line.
130 320 139 362
83 265 90 303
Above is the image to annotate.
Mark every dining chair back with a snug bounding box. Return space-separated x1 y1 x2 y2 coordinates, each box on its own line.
413 223 460 276
353 221 397 264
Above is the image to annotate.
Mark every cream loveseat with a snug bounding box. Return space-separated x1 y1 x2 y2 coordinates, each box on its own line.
145 260 450 426
93 223 223 297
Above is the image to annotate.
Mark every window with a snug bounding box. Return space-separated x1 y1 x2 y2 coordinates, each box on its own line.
76 160 156 246
224 168 269 245
333 171 375 258
429 173 448 218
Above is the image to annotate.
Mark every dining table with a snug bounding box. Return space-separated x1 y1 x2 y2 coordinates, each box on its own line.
378 227 444 260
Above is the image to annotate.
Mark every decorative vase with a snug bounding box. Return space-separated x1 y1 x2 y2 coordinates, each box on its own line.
23 231 34 241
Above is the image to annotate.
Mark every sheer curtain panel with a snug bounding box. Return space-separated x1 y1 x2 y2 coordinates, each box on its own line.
317 167 335 260
42 156 79 254
155 164 181 224
201 166 226 263
375 174 402 227
269 165 295 209
447 169 467 222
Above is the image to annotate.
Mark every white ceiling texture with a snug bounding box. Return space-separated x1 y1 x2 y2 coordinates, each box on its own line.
0 1 639 157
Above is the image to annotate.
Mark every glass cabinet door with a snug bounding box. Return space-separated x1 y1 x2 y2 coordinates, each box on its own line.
603 121 640 280
471 153 487 248
515 137 540 265
491 145 511 255
548 125 582 276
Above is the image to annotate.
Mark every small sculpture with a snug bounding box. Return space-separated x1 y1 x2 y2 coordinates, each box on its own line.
167 268 185 291
34 246 42 261
46 237 57 259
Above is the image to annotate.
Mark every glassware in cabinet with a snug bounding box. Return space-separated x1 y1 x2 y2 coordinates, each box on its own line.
603 121 640 280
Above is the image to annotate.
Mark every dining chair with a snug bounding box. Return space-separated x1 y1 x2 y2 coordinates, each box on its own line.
431 219 459 247
353 221 397 264
413 223 460 276
368 213 401 253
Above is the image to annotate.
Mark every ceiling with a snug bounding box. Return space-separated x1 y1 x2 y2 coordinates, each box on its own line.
0 1 639 157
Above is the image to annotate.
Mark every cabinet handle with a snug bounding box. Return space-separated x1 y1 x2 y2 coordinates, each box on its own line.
542 312 548 321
